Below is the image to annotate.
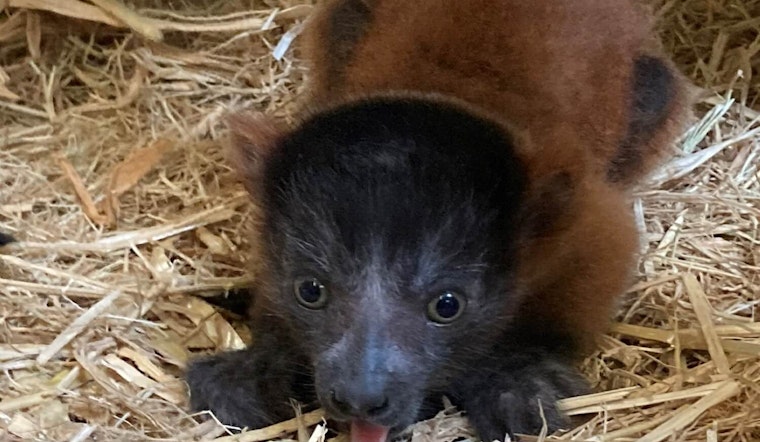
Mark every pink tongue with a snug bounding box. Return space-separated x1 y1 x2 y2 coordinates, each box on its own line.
350 421 390 442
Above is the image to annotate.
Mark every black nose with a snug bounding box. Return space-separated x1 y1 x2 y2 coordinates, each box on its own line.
329 389 390 419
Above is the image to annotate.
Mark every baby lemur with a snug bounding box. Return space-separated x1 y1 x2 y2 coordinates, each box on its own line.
186 0 691 440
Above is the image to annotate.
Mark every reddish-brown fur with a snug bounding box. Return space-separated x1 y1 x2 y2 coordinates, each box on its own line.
291 0 693 351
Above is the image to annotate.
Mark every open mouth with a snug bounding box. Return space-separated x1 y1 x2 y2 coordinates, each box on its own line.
350 420 391 442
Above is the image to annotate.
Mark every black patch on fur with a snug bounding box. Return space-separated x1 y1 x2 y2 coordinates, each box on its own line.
608 55 675 183
0 232 15 246
263 97 528 267
324 0 374 91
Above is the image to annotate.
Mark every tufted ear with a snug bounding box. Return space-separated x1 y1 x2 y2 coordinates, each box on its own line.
225 111 287 197
607 55 680 185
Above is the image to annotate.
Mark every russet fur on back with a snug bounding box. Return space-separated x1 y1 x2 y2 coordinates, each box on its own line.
186 0 692 439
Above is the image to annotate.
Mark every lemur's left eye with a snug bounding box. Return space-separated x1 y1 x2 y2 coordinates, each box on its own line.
427 291 466 324
294 277 329 309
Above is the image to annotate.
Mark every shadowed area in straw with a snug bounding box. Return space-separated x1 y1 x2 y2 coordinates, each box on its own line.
0 0 759 441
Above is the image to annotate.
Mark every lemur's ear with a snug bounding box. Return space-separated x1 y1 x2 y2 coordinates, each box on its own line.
607 55 679 184
225 111 288 197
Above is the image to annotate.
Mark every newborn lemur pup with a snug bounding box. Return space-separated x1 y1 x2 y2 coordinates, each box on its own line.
186 0 691 440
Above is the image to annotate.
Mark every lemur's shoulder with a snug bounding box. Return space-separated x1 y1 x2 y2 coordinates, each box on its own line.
302 0 693 186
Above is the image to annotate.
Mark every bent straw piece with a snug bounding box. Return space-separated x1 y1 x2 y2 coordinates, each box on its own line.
703 95 760 120
108 138 173 198
557 386 639 411
25 10 41 59
0 390 56 413
562 382 723 416
65 64 146 116
592 409 681 441
88 0 163 41
0 255 115 290
610 322 760 355
211 409 326 442
103 136 172 223
145 16 269 33
12 202 243 253
69 425 98 442
0 99 48 118
116 347 173 383
100 353 183 404
55 154 109 225
636 380 742 442
0 279 109 299
683 273 732 375
8 0 288 34
36 290 123 364
650 124 760 184
0 11 26 45
8 0 122 27
0 344 51 361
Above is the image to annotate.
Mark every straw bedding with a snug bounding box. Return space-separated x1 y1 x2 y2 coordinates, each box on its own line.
0 1 758 441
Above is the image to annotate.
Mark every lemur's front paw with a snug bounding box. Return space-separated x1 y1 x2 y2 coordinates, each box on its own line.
457 355 587 441
186 348 306 429
186 350 277 428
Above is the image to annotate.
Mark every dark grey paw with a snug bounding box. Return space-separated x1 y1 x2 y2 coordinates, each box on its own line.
457 356 587 441
186 351 276 428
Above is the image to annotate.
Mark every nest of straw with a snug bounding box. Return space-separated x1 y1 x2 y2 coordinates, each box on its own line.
0 0 758 441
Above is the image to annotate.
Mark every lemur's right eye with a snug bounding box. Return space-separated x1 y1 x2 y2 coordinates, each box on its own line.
427 291 466 324
294 278 329 309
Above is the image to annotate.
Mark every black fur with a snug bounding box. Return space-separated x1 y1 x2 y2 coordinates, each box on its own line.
608 55 675 183
450 327 587 440
452 346 587 441
201 288 253 317
186 97 586 437
186 314 315 428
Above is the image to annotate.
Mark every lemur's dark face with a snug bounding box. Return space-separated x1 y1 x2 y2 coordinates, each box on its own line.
238 97 530 435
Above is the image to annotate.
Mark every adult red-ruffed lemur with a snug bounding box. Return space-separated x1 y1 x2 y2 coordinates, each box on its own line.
186 0 692 441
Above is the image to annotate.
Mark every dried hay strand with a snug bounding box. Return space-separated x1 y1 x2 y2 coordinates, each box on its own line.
0 0 758 441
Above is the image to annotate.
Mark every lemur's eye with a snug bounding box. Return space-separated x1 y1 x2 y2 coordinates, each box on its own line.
294 278 329 309
427 291 466 324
